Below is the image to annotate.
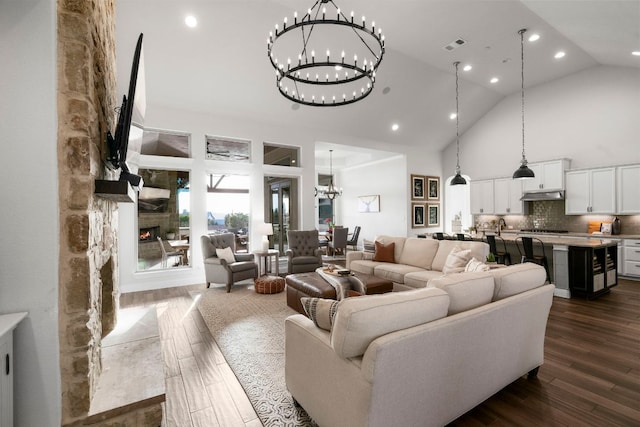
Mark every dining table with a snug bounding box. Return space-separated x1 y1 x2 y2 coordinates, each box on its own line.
169 240 190 265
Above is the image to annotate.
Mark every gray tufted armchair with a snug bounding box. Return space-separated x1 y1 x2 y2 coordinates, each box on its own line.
201 233 258 292
286 230 324 274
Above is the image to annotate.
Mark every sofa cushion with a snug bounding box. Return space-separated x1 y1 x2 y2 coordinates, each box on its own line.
491 263 547 300
373 263 425 284
427 272 495 315
432 240 489 272
465 257 490 272
331 288 449 358
442 247 472 274
397 238 440 270
301 297 339 331
216 247 236 264
373 241 395 263
349 260 379 276
403 270 446 289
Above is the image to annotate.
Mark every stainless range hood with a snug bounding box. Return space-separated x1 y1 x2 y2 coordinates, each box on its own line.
520 190 565 202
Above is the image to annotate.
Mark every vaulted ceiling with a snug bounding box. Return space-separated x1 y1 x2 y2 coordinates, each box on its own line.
116 0 640 166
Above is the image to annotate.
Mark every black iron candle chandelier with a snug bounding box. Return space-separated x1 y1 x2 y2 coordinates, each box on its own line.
267 0 386 107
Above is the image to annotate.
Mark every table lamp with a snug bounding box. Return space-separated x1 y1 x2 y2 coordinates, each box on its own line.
259 223 273 251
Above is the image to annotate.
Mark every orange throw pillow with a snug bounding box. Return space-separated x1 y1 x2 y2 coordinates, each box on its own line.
373 241 395 263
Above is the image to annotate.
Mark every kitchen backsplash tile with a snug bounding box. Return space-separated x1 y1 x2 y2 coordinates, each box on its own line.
475 200 640 235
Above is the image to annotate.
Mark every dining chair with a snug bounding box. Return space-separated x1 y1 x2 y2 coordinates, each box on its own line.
157 236 183 268
346 225 361 251
329 227 349 257
485 235 512 265
515 236 551 282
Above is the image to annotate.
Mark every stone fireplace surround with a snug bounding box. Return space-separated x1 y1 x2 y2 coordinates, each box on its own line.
57 0 162 424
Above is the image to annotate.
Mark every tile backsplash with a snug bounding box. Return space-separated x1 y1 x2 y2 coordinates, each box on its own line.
475 200 640 235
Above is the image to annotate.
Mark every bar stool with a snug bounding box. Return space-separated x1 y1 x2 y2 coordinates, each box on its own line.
456 233 473 241
486 235 512 265
433 232 445 240
515 236 551 283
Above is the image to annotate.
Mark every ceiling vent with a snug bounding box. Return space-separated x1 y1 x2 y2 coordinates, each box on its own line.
443 38 467 52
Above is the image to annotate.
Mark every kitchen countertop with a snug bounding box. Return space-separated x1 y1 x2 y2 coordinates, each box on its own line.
475 231 624 248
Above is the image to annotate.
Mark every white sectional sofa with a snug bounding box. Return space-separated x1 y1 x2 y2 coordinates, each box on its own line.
346 235 490 290
285 263 554 427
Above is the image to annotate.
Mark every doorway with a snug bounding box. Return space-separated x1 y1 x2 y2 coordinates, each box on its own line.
265 177 298 255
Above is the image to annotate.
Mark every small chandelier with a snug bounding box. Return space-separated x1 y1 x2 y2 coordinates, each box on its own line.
450 61 467 186
321 150 342 199
267 0 386 107
513 29 535 180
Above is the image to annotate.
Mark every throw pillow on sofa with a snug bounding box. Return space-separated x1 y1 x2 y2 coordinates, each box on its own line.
301 297 339 331
442 247 472 274
373 241 395 263
465 257 490 272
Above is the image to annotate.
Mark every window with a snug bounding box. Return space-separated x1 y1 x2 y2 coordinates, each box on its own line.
206 136 251 162
137 169 190 271
206 173 250 252
264 143 299 166
141 128 190 158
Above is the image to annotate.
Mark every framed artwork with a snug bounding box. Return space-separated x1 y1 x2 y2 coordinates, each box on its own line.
427 203 440 227
412 203 425 228
411 174 425 200
358 195 380 213
427 176 440 201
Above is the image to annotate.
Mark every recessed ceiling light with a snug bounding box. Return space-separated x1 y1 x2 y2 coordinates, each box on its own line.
554 51 566 59
528 34 540 42
632 51 640 56
449 113 457 120
391 123 399 131
463 64 472 72
490 77 499 84
185 15 197 28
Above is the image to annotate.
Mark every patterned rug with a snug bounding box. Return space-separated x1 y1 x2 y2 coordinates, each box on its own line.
194 283 316 426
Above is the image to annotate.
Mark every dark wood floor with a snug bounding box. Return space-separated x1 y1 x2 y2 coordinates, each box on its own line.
121 279 640 427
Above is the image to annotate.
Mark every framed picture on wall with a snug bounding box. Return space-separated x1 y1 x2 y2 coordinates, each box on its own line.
427 176 440 201
427 204 440 227
358 195 380 213
411 174 425 200
412 203 425 228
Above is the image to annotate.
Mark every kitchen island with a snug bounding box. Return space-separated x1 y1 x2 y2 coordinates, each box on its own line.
480 232 618 299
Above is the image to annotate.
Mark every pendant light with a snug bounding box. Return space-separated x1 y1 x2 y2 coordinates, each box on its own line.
512 28 535 180
324 150 342 200
450 61 467 186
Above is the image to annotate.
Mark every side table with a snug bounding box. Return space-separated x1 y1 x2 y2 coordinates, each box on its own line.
253 249 279 276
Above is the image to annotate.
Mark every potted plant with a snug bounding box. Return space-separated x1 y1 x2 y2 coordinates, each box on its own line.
486 252 496 264
166 229 176 240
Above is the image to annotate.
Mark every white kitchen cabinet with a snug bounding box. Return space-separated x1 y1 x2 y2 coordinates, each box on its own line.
623 239 640 278
0 312 27 427
494 178 524 215
617 164 640 214
522 159 569 192
470 180 494 214
565 167 616 215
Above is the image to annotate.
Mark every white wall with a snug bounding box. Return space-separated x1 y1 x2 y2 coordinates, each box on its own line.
0 1 61 425
442 66 640 181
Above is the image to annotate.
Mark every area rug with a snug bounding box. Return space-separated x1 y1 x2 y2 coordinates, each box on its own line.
194 283 316 426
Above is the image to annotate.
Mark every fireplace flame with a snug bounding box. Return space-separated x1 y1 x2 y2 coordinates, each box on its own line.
140 231 151 240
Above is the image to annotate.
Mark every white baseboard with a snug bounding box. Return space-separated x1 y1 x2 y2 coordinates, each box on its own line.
553 288 571 299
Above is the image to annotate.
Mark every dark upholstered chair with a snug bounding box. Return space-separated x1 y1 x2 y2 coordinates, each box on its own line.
329 227 349 256
201 233 258 292
346 225 361 251
286 230 323 274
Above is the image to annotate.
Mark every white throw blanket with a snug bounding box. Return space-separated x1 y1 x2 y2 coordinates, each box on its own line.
316 268 366 300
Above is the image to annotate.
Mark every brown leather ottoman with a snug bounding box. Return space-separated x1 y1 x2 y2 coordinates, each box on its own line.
285 272 394 314
286 273 337 314
255 275 285 294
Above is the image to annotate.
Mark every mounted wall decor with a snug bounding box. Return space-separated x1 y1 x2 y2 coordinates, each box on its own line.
358 195 380 213
427 176 440 201
412 203 425 228
427 203 440 227
411 174 425 200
